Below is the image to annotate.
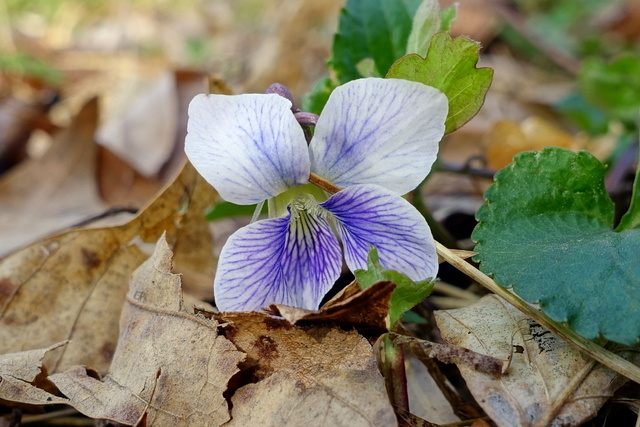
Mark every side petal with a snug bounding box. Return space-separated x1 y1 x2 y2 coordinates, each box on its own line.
185 93 310 205
321 184 438 281
214 210 342 312
309 78 448 195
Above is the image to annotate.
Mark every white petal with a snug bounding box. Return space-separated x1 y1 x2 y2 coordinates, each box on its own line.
214 210 342 312
185 93 310 205
309 78 448 195
322 184 438 281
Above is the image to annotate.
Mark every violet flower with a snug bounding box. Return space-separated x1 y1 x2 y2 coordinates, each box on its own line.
185 78 448 311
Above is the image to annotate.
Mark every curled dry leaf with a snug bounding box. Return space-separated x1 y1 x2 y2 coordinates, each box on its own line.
96 72 178 178
0 98 108 257
48 236 244 426
392 335 502 377
268 280 395 336
216 311 397 427
0 159 218 374
0 342 68 406
435 295 631 427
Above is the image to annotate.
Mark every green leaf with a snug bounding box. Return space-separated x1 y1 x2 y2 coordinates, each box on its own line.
439 4 457 31
205 201 264 221
387 32 493 134
579 54 640 126
405 0 441 56
302 77 338 115
617 155 640 231
330 0 421 84
472 147 640 345
354 247 434 329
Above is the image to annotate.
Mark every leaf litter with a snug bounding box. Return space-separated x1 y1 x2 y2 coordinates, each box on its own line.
1 235 398 426
0 131 218 374
435 295 638 427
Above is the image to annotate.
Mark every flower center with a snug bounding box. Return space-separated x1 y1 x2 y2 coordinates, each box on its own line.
288 193 327 220
268 183 329 219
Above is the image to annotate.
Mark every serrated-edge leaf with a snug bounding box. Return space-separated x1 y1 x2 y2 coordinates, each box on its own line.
387 32 493 134
472 147 640 345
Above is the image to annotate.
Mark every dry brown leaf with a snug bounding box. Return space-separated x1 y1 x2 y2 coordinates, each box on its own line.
96 70 207 208
0 94 53 173
0 342 68 406
485 117 582 170
0 98 108 256
0 160 218 374
393 335 502 377
404 355 460 424
48 236 243 426
268 280 395 336
435 295 630 427
96 72 177 177
216 311 397 426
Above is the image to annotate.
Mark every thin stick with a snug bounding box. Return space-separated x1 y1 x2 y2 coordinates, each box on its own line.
309 172 342 194
436 241 640 384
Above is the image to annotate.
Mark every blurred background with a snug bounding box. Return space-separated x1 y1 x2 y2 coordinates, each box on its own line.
2 0 640 254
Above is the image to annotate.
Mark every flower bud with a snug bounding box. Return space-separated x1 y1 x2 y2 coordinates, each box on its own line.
266 83 297 112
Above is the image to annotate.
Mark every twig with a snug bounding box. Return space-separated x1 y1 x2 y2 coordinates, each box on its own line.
436 241 640 384
309 172 342 194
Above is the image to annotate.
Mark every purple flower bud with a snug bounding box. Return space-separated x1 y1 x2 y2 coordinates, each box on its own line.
294 112 319 127
266 83 297 112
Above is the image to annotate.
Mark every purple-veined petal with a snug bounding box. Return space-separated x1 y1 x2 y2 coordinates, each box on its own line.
214 207 342 312
185 93 310 205
309 78 448 195
321 184 438 281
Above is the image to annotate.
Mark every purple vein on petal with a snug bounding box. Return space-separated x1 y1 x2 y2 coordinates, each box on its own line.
322 184 438 281
185 93 311 205
309 78 448 195
214 203 342 312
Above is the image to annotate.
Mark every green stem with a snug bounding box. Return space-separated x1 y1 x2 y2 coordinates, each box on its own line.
382 333 409 411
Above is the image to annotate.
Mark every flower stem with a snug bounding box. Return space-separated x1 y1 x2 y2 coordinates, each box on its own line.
381 333 409 411
309 173 342 194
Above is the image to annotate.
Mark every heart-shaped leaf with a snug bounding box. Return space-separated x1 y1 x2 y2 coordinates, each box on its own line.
472 147 640 345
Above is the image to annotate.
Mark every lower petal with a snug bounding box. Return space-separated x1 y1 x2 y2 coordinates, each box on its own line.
321 184 438 281
214 210 342 312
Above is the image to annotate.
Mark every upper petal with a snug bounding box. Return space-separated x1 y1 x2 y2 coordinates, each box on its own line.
321 184 438 281
214 208 342 312
309 78 448 195
185 93 310 205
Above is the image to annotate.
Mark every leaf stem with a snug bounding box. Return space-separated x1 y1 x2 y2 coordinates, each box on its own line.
382 333 409 411
435 241 640 384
